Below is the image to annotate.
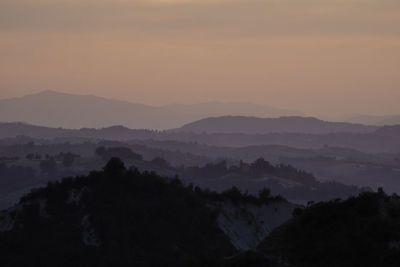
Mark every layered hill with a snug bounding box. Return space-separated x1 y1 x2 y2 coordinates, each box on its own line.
0 122 152 140
1 121 399 153
0 144 368 210
175 116 378 134
347 114 400 126
374 125 400 137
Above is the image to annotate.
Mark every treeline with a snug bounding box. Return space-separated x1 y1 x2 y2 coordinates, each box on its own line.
184 158 316 185
259 189 400 267
0 145 367 206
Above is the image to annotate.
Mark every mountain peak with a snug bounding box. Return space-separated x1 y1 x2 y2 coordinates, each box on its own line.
34 90 67 96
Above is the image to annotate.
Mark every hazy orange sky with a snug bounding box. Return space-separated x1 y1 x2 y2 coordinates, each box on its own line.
1 0 399 116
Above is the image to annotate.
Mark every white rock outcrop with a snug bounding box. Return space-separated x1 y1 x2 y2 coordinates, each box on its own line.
216 201 295 251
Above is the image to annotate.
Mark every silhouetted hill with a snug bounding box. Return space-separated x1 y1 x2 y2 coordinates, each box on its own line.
180 157 366 203
258 190 400 267
1 122 400 153
0 159 294 266
0 122 155 140
0 122 68 139
375 125 400 137
0 91 300 129
175 116 378 134
0 143 365 209
347 114 400 126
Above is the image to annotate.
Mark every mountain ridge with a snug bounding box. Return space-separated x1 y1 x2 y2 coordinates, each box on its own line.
346 114 400 126
175 115 379 134
0 91 300 130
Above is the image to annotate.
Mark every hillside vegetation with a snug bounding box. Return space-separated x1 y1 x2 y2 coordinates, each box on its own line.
259 190 400 267
0 158 290 266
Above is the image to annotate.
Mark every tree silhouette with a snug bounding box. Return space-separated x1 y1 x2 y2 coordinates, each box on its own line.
258 188 271 202
103 157 126 175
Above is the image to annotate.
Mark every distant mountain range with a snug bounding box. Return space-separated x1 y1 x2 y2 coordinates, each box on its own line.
175 116 378 134
0 114 382 140
0 90 301 129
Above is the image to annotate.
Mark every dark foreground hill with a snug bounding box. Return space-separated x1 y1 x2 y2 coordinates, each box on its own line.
0 158 293 267
1 159 398 266
257 190 400 267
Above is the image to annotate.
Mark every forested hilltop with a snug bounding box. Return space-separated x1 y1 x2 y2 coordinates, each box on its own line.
0 145 367 210
258 189 400 267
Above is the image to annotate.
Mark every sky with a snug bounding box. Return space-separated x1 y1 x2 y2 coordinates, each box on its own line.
0 0 400 116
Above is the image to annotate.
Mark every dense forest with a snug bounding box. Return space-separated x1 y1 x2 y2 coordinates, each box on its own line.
259 189 400 267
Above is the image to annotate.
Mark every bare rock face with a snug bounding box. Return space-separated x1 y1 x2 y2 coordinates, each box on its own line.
215 201 295 251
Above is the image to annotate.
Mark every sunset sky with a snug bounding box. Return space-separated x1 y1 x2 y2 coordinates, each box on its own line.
1 0 399 116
